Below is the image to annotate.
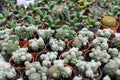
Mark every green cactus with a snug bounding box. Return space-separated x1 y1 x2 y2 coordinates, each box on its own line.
52 4 69 20
101 16 116 27
112 37 120 50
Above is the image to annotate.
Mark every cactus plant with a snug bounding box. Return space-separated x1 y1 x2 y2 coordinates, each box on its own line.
49 38 65 52
108 48 119 59
101 16 116 27
60 48 83 65
15 25 37 41
76 60 101 79
52 4 69 20
37 28 55 41
112 36 120 50
38 51 58 67
49 60 73 79
72 34 89 49
24 61 49 80
28 37 45 52
12 48 33 66
0 66 17 80
55 25 76 42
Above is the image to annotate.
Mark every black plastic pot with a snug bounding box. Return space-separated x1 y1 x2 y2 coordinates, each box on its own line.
2 54 12 62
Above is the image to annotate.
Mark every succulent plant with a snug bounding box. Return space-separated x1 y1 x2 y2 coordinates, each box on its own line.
112 0 120 9
78 0 95 9
72 34 88 49
49 60 72 79
104 58 120 77
97 0 109 9
101 16 116 27
91 37 109 50
10 5 24 14
66 17 82 30
55 25 76 42
108 48 119 59
108 6 120 17
37 28 55 41
76 60 101 78
112 36 120 50
61 48 83 65
89 48 110 63
88 6 106 19
1 35 20 56
73 75 83 80
15 25 37 41
0 29 12 40
97 29 114 39
28 37 45 52
52 4 69 20
78 28 94 41
12 48 32 65
49 38 65 52
44 15 61 29
39 51 58 67
84 17 100 29
25 61 49 80
103 75 111 80
0 66 17 80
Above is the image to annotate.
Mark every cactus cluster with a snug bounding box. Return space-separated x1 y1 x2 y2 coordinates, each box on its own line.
76 60 101 78
97 29 114 39
112 36 120 50
49 60 72 79
15 25 37 41
101 16 116 27
39 51 58 67
91 37 109 50
49 38 65 51
29 37 45 52
37 28 55 41
61 48 83 65
72 34 88 49
25 61 49 80
56 25 76 42
0 66 16 80
78 28 94 41
12 48 32 65
89 47 110 63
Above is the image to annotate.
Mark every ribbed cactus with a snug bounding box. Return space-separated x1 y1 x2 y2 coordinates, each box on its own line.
112 36 120 50
101 16 116 27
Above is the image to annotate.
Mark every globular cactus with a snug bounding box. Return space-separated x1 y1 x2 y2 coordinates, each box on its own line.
112 37 120 50
52 4 68 20
101 16 116 27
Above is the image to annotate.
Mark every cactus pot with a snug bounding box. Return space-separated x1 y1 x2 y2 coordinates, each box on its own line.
67 39 90 55
23 42 46 58
117 21 120 33
9 55 34 72
49 64 76 80
100 19 119 32
1 53 12 62
19 40 29 47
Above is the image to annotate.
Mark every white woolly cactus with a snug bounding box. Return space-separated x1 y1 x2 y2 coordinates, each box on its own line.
37 28 55 40
49 60 72 79
29 37 45 52
76 60 101 78
0 28 12 40
91 37 109 50
49 38 65 51
78 28 94 41
61 48 83 65
97 29 114 39
12 48 32 65
72 34 88 49
73 75 82 80
89 47 110 63
104 58 120 77
103 75 111 80
15 25 37 41
25 61 49 80
39 51 58 67
0 66 16 80
108 48 119 58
